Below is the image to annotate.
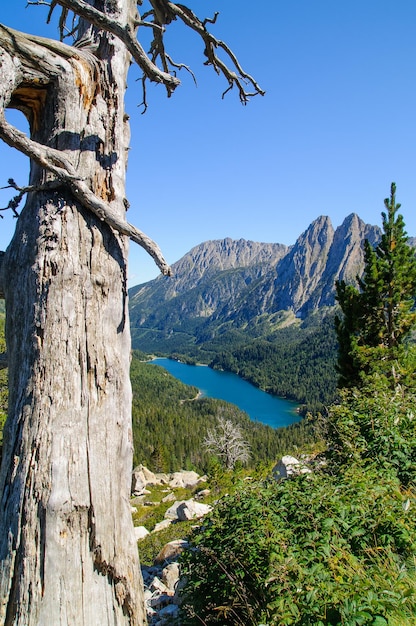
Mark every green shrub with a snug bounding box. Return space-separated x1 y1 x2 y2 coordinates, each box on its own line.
325 381 416 487
180 468 416 625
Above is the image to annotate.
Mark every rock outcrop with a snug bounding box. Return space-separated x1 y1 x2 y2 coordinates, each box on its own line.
131 465 207 496
164 499 212 521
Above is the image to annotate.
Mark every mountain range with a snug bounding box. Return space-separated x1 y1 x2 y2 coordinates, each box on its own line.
129 213 383 354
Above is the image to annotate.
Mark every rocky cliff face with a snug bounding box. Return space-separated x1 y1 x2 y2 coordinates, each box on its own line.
129 214 384 348
269 213 381 316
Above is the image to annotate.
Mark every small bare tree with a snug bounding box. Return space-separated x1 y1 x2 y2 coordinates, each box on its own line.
0 1 263 624
203 414 250 470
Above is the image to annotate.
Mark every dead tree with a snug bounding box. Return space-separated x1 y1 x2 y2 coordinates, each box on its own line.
203 415 251 470
0 1 263 624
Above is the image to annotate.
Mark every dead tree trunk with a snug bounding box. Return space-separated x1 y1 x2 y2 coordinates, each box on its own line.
0 8 147 625
0 2 263 623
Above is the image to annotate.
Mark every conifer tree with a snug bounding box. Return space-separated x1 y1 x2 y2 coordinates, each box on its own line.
335 183 416 388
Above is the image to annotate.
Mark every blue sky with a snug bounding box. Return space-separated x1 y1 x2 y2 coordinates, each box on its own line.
1 1 416 285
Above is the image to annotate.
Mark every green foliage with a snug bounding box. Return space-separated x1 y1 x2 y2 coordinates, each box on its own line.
325 372 416 487
180 469 416 626
336 183 416 388
130 356 317 472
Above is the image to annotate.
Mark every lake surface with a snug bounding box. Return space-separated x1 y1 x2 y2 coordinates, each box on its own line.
152 358 300 429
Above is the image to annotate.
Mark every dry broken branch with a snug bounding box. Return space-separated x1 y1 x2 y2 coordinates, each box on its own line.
166 3 265 103
52 0 181 94
2 2 264 276
0 178 63 218
0 111 172 275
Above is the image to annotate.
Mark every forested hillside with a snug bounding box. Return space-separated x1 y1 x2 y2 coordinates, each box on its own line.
209 311 339 413
0 328 316 473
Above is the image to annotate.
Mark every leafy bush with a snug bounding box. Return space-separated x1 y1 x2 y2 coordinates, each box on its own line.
325 378 416 487
180 469 416 625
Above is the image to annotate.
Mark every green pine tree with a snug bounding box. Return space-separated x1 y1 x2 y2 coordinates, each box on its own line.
335 183 416 388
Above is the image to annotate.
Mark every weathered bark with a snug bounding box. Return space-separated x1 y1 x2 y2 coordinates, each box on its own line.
0 2 263 623
0 2 146 624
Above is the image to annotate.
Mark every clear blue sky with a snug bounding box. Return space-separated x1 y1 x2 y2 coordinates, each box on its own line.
1 1 416 285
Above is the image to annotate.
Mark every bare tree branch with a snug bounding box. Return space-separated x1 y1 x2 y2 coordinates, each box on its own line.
165 2 265 104
2 2 264 274
47 0 264 103
0 111 172 276
0 178 64 218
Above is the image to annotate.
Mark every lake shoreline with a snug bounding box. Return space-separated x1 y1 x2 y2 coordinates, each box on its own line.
151 357 300 430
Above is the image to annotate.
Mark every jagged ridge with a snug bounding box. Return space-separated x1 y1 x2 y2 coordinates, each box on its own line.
129 214 383 351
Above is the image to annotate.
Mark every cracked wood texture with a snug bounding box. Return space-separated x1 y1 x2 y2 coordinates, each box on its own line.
0 1 146 624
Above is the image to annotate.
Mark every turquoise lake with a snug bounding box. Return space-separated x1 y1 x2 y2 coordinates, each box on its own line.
152 358 300 429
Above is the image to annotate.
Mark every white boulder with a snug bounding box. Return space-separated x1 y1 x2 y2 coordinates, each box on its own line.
134 526 150 541
272 455 312 480
164 499 212 522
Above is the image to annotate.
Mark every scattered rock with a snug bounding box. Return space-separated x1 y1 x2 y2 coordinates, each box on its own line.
168 470 201 489
131 465 207 495
154 539 188 565
162 562 180 591
153 519 173 533
195 488 211 500
161 492 176 503
153 472 171 485
158 603 179 620
134 526 150 541
150 577 170 595
131 468 146 495
142 542 186 625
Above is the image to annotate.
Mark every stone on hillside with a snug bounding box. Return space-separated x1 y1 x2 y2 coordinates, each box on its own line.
153 519 173 533
131 467 146 495
177 500 212 521
158 603 179 620
164 499 212 521
195 488 211 500
154 540 188 565
134 526 150 541
164 501 184 520
153 472 171 485
132 466 206 495
168 470 201 489
162 562 180 592
150 577 170 595
272 455 312 480
161 492 176 503
141 466 159 485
